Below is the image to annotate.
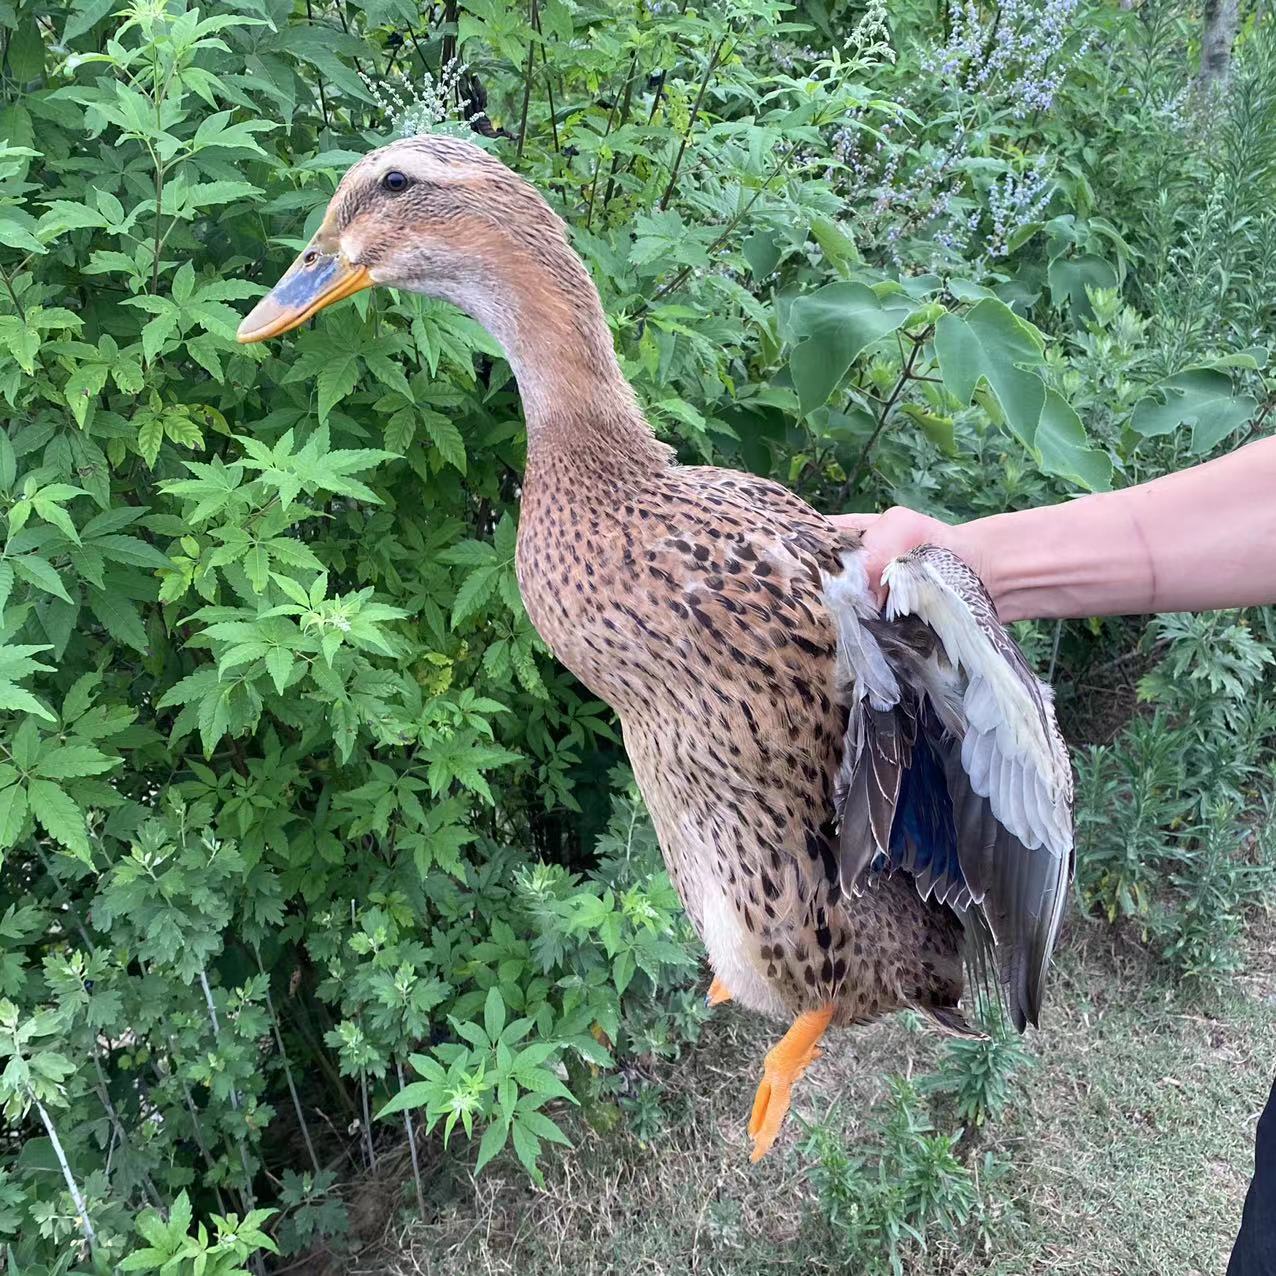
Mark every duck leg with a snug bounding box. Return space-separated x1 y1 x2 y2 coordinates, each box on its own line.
747 1005 835 1162
705 977 732 1007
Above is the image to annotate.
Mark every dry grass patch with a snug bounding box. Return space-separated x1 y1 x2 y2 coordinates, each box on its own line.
324 917 1274 1276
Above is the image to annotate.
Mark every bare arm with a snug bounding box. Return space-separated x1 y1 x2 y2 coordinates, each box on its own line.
832 437 1276 623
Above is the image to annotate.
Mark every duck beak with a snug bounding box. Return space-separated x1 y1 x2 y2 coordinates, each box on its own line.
237 230 372 343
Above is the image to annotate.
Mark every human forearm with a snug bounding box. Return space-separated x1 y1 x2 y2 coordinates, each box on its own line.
832 437 1276 623
954 439 1276 621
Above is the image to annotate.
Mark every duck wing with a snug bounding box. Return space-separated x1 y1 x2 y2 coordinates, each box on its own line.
832 544 1073 1031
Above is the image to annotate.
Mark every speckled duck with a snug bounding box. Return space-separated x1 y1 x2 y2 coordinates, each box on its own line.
238 135 1074 1162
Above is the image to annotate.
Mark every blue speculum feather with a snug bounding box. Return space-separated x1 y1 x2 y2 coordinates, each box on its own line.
889 719 963 898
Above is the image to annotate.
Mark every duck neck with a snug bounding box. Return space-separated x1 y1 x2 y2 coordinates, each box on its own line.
464 245 670 480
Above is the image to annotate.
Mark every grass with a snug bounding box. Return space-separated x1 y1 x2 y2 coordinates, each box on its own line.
311 912 1274 1276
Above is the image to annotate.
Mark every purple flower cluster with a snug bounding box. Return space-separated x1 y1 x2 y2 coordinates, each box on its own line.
770 40 823 72
982 160 1052 257
922 0 1088 118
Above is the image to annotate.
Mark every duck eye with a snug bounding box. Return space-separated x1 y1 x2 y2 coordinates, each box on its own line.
381 170 410 193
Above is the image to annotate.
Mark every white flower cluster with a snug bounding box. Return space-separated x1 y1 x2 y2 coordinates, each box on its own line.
359 57 473 138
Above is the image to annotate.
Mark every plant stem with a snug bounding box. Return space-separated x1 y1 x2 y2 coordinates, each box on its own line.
260 967 322 1175
601 54 640 209
658 33 731 211
92 1047 164 1207
360 1068 377 1169
534 4 561 159
645 140 799 306
840 331 930 500
516 0 540 158
199 967 258 1212
585 53 637 230
0 263 26 321
396 1060 426 1216
35 1098 97 1255
304 0 330 128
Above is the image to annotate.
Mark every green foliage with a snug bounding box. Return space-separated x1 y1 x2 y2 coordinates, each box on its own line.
800 1078 984 1276
0 0 1272 1269
922 1011 1031 1131
1077 609 1276 981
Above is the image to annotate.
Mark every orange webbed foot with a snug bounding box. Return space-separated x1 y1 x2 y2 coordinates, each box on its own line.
706 977 732 1008
747 1006 834 1163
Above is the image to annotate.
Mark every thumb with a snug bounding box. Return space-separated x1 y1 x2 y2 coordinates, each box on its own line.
829 511 878 538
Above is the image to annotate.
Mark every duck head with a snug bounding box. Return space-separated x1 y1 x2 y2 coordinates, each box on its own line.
237 134 637 428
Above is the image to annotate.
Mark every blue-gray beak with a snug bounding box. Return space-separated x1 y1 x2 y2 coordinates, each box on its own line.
237 228 372 343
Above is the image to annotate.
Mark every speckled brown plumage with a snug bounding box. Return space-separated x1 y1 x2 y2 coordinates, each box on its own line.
517 427 967 1030
239 135 1075 1162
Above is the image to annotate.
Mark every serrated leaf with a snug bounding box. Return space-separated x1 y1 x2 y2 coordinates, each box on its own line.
0 783 28 849
13 556 72 604
264 647 294 694
316 354 361 423
421 412 466 472
88 590 149 652
137 415 164 468
35 744 117 779
450 566 499 627
27 779 91 863
0 681 54 720
474 1118 510 1174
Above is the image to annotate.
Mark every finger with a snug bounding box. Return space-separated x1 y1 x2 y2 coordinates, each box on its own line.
828 512 877 534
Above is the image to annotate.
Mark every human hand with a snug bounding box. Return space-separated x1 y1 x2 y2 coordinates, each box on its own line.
830 506 974 607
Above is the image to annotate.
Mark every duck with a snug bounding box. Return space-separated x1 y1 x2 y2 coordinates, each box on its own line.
236 134 1074 1163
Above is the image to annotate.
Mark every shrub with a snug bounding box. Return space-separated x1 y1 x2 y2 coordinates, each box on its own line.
0 0 1271 1268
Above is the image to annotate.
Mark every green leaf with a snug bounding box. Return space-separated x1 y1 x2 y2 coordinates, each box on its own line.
483 985 505 1041
1130 369 1258 455
934 299 1046 449
788 283 913 416
451 566 499 628
0 681 54 720
137 415 164 468
899 403 956 457
35 745 118 779
1047 253 1118 320
316 353 361 424
0 784 29 849
474 1117 510 1174
13 556 73 604
264 647 295 694
27 779 91 863
88 590 149 652
742 229 782 279
1034 391 1112 492
421 413 466 472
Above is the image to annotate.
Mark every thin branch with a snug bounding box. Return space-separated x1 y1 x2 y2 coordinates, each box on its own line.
644 140 799 307
601 54 640 209
360 1068 377 1169
305 0 331 130
840 332 930 499
658 34 730 211
0 263 26 321
516 0 539 157
396 1060 426 1216
36 1099 97 1255
199 968 259 1214
585 53 637 229
92 1047 164 1207
260 962 321 1175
